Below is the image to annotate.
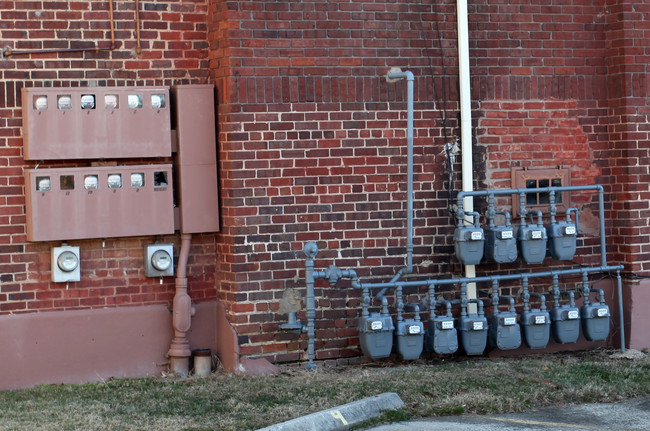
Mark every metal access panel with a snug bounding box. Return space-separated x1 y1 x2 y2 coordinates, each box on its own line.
172 85 220 233
25 165 174 241
22 86 171 160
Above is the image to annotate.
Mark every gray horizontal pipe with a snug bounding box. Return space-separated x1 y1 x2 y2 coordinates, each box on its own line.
355 265 623 290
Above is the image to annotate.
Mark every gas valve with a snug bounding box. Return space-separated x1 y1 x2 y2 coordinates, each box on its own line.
454 211 484 265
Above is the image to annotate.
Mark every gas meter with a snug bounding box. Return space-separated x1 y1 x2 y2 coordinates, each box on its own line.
358 312 395 359
488 299 521 351
454 211 485 265
395 311 425 361
458 299 488 356
547 208 578 261
485 211 518 263
521 293 551 349
425 300 458 355
518 210 547 264
581 288 610 342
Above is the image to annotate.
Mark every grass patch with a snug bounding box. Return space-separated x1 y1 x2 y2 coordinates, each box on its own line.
0 349 647 430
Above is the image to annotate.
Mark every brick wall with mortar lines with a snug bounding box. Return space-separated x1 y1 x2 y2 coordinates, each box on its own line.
0 1 217 314
209 0 469 362
602 0 650 272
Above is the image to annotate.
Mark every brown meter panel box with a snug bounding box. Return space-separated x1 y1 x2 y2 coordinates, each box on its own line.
22 87 171 160
172 85 220 233
25 165 174 241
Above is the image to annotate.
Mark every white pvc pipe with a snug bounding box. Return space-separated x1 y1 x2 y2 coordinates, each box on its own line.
457 0 477 306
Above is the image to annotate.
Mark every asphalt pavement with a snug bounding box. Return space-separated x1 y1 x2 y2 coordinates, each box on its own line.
365 397 650 431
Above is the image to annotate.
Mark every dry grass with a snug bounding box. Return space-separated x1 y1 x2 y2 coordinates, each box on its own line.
0 349 648 431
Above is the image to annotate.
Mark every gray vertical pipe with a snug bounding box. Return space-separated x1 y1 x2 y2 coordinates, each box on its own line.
387 70 414 272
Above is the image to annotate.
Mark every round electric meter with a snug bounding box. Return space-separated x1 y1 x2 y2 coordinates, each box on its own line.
57 95 72 110
84 175 99 190
57 251 79 272
80 94 95 109
104 94 118 109
151 250 172 271
128 94 142 109
151 94 165 109
130 173 144 188
107 174 122 189
37 177 51 191
34 96 48 110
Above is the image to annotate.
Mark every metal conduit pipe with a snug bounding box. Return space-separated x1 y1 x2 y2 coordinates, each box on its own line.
376 69 415 303
168 233 194 376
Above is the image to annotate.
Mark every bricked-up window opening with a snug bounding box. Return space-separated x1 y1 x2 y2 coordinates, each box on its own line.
511 168 570 217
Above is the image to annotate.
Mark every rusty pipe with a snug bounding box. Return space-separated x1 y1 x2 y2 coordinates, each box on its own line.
135 0 142 56
168 233 194 376
4 0 116 57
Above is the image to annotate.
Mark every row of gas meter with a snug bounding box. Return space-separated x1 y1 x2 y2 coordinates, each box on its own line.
358 275 610 360
455 207 579 265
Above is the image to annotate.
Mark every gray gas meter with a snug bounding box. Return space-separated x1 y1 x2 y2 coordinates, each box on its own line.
551 304 581 344
458 299 488 356
547 208 578 261
395 318 425 361
518 210 548 264
485 211 518 263
454 211 485 265
581 293 610 342
488 310 521 350
425 301 458 355
521 308 551 349
358 312 395 359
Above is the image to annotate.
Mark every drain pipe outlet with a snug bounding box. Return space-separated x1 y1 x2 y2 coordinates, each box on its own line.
168 233 194 376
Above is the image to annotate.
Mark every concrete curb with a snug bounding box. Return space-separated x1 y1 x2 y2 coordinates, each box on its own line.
256 392 405 431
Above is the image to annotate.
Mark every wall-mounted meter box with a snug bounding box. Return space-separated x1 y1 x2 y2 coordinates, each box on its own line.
521 310 551 349
51 245 80 283
358 312 394 359
580 303 610 341
172 85 220 233
458 314 488 355
488 311 521 350
22 87 171 160
425 315 458 355
551 305 581 344
454 226 484 265
394 319 424 360
25 165 174 241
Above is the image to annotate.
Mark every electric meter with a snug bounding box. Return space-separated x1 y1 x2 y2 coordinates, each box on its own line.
130 173 144 188
34 95 48 110
128 94 143 109
151 94 165 109
84 175 98 190
37 177 51 191
51 246 81 282
151 249 172 271
107 174 122 189
57 95 72 110
80 94 95 109
144 244 174 277
57 251 79 272
104 94 118 109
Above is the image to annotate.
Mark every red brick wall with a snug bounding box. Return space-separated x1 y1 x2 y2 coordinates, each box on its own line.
1 0 647 366
0 0 216 313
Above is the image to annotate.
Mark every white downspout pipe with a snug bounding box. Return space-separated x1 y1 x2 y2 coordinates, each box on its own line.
457 0 477 307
